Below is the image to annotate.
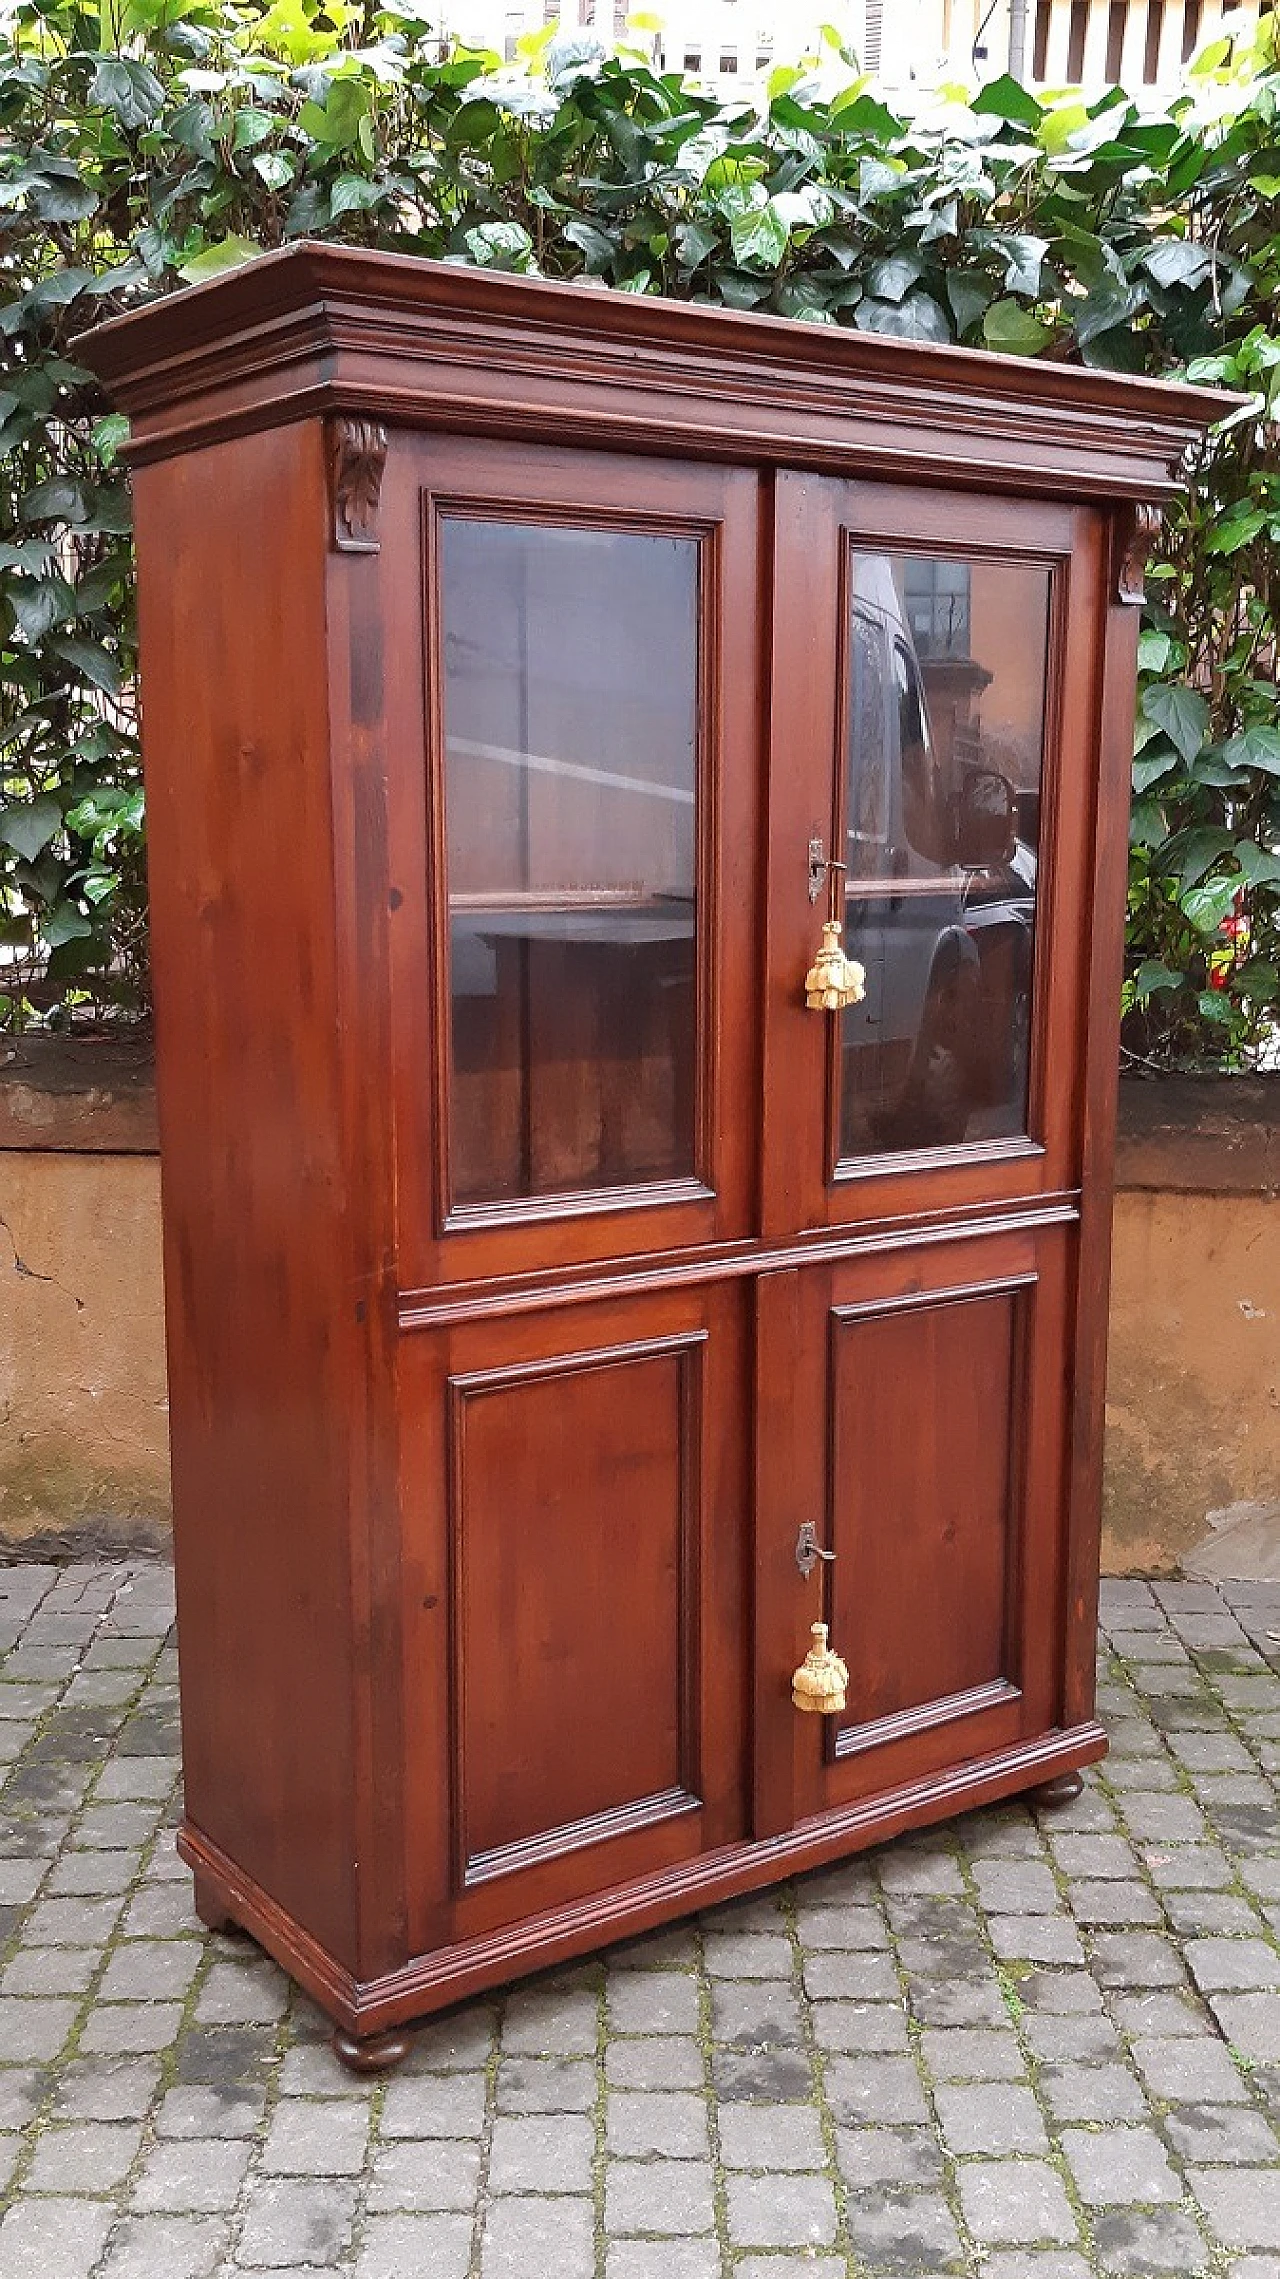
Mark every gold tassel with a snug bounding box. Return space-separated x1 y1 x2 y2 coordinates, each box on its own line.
791 1622 849 1716
804 920 866 1012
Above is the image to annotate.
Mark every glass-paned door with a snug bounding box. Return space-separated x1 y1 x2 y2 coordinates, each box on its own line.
761 475 1107 1241
385 441 762 1293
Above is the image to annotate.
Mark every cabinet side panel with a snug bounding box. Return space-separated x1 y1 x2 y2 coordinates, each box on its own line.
133 425 358 1968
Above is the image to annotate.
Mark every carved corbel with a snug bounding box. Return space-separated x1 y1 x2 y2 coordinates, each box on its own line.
1115 501 1161 607
329 415 388 554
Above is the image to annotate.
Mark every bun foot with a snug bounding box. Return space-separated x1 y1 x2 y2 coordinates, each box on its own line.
332 2026 413 2075
1030 1770 1085 1808
193 1871 237 1935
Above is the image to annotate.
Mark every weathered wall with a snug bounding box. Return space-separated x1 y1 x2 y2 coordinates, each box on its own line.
0 1039 169 1555
1 1044 1276 1571
1104 1079 1279 1579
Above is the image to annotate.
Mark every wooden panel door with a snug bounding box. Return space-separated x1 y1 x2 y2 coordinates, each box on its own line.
399 1282 750 1953
754 1225 1074 1835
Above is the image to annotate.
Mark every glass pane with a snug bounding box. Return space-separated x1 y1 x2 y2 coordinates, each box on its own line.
441 516 699 1207
839 551 1050 1161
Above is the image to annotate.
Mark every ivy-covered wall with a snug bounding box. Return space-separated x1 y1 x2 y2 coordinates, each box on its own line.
3 6 1279 1063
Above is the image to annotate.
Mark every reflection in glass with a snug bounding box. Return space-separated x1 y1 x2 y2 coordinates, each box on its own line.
839 551 1050 1160
441 516 699 1206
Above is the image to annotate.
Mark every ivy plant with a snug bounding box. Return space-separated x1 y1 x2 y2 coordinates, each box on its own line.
2 0 1278 1063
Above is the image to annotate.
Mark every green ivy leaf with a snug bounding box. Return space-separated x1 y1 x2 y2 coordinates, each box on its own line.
1132 749 1180 793
1221 726 1280 778
0 796 62 864
1131 959 1182 998
1234 841 1280 888
730 200 789 270
983 298 1050 355
42 902 94 949
90 57 165 129
1180 876 1240 934
1141 683 1209 766
179 236 263 282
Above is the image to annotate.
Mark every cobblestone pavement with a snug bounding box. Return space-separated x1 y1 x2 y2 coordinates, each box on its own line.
1 1564 1280 2277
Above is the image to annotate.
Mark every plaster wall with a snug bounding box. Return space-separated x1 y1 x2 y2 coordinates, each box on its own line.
0 1150 170 1555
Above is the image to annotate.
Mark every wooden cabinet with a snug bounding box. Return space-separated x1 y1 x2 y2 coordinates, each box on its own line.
83 246 1221 2066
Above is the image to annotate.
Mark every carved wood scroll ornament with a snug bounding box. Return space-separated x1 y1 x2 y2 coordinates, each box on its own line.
1116 501 1161 607
330 416 388 554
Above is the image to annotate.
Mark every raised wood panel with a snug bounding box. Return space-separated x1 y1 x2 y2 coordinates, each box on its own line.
827 1279 1029 1757
447 1335 703 1888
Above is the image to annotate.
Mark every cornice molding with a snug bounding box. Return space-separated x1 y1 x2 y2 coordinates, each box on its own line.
78 242 1231 501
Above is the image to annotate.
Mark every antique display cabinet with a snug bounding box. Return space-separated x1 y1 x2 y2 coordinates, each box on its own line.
84 248 1222 2068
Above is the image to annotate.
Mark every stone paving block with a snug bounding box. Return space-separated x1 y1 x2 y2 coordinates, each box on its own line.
824 2053 931 2126
131 2136 252 2212
728 2172 842 2262
1188 1937 1280 1993
99 1939 202 2001
1132 2031 1251 2101
710 1978 804 2049
1050 1834 1141 1878
792 1900 889 1950
908 1975 1009 2028
1166 2102 1280 2163
711 2038 812 2103
1 1946 96 1997
957 2161 1079 2246
608 1971 698 2035
972 1862 1063 1914
500 1986 598 2057
195 1957 289 2025
701 1931 792 1979
934 2080 1049 2153
605 2089 709 2158
988 1915 1086 1966
810 1998 911 2051
98 2213 228 2278
1022 2010 1126 2062
717 2101 824 2170
480 2196 593 2278
606 2037 703 2091
605 2158 715 2236
1060 2122 1182 2205
27 2118 143 2192
0 2197 114 2279
1036 2060 1151 2122
1211 1992 1280 2060
982 2257 1094 2279
382 2070 489 2137
24 1895 123 1945
153 2083 264 2137
261 2097 370 2176
1090 1931 1187 1987
606 2245 721 2279
919 2025 1027 2079
1169 1892 1269 1938
1194 2173 1280 2251
79 2000 184 2054
237 2178 359 2267
487 2111 593 2195
802 1947 899 2000
835 2124 945 2189
368 2137 483 2211
0 1997 78 2062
